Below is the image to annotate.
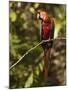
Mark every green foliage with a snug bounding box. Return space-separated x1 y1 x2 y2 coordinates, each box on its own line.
10 11 17 22
9 1 66 88
24 73 33 88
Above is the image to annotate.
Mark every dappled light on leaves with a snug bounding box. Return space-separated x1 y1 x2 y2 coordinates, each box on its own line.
9 1 66 88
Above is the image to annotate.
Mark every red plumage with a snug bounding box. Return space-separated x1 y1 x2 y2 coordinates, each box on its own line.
42 21 52 39
37 10 55 78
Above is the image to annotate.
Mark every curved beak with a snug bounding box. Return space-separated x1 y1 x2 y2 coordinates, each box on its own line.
37 13 40 19
37 12 42 20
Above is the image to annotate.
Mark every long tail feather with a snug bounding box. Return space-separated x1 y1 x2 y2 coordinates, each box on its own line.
43 48 51 78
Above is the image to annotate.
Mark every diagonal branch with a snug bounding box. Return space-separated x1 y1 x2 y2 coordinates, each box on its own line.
9 38 66 70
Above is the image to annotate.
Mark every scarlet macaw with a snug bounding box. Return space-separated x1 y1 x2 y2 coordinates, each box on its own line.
37 10 55 78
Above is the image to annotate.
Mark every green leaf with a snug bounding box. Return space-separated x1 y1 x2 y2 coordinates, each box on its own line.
35 66 39 76
34 3 39 8
10 11 17 22
39 61 44 71
39 63 43 71
24 73 33 88
29 7 35 14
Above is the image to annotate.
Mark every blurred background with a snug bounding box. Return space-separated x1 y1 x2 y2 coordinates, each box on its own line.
9 1 66 89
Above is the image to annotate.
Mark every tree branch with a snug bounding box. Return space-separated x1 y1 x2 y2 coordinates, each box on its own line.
9 38 66 70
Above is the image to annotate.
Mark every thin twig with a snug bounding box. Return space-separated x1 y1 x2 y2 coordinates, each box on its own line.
9 38 66 70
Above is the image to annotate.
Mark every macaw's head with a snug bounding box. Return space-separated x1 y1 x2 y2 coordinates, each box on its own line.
37 10 50 22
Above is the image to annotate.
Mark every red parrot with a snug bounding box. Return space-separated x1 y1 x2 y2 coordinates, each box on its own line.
37 10 55 78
